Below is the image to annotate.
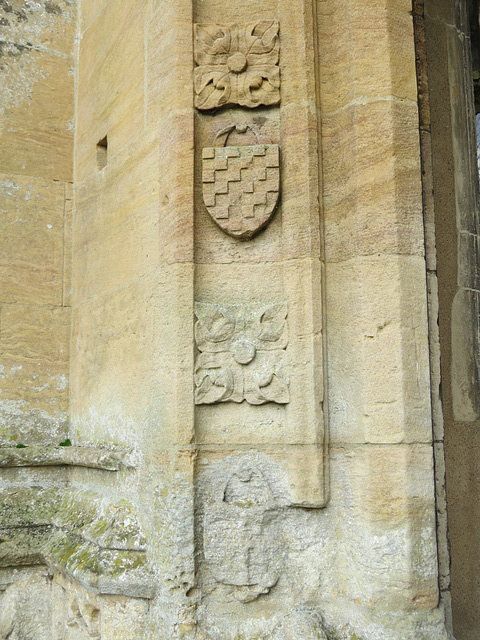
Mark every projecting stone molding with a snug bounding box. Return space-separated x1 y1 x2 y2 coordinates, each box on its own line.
0 446 154 600
0 445 135 471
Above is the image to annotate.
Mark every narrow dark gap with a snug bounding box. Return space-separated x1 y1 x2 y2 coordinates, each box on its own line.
96 135 108 170
470 0 480 113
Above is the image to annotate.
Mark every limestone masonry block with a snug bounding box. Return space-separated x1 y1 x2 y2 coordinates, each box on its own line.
0 176 65 305
327 255 432 444
0 304 69 443
0 0 453 637
322 99 424 261
0 48 74 182
74 131 160 303
76 0 147 181
317 0 418 111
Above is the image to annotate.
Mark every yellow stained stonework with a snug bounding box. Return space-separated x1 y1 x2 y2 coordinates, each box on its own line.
0 0 473 638
0 0 73 448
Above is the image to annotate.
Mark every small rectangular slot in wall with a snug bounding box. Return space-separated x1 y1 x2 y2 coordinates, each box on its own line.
96 136 108 170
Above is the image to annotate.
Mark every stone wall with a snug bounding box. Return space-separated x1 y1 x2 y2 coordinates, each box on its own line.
69 0 450 637
0 0 74 444
0 0 456 639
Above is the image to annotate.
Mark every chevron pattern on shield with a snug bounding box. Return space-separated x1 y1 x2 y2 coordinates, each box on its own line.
202 144 280 239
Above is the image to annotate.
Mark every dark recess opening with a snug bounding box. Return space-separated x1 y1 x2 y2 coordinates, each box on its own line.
96 136 108 170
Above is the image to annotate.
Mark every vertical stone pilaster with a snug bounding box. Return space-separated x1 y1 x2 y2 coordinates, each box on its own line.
318 0 448 635
192 0 327 511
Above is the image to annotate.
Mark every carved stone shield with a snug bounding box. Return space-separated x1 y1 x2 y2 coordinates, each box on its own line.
202 143 280 240
203 464 284 603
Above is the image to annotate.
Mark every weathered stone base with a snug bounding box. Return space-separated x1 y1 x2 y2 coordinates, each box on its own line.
0 568 149 640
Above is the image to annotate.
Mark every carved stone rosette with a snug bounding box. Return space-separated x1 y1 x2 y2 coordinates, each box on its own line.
194 20 280 110
194 301 289 405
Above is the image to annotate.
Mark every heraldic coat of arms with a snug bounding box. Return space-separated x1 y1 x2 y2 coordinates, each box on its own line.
202 124 280 240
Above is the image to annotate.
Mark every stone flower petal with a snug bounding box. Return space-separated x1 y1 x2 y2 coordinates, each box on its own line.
194 21 281 110
244 20 279 62
239 67 280 107
194 66 231 110
194 303 289 405
194 23 232 66
195 302 236 351
257 303 287 344
194 353 243 404
244 353 289 405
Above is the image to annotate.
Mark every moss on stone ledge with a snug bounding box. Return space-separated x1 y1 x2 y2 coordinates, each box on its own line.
0 486 154 599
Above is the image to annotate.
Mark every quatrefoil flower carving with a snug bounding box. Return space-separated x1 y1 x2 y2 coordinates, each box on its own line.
194 20 280 110
194 302 289 405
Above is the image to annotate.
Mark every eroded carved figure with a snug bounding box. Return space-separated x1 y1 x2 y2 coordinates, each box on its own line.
203 465 284 603
194 20 280 110
194 301 289 405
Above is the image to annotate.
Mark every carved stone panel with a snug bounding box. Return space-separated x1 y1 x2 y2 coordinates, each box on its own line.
194 21 280 110
202 142 280 240
203 464 284 603
194 301 289 405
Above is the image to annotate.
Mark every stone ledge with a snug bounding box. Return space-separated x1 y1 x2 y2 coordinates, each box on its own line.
0 487 155 599
0 445 135 471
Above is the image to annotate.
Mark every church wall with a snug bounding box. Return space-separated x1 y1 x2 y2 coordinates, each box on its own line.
70 0 451 637
0 1 74 445
0 0 458 638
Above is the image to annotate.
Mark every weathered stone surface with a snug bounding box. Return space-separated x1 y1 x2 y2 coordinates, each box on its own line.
0 0 76 56
74 130 160 302
63 182 73 306
191 443 447 640
70 275 158 448
0 0 73 452
0 569 150 640
317 0 418 110
0 569 53 640
0 445 135 471
80 0 106 32
322 99 424 262
0 176 65 305
100 595 149 640
51 574 102 640
327 255 432 445
0 304 70 444
0 0 454 638
0 304 69 362
0 486 154 599
0 401 68 446
76 0 147 182
0 8 74 181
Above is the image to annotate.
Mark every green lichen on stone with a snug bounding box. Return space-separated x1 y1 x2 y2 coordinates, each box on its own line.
56 490 98 530
0 485 154 597
47 530 83 567
70 545 104 575
0 487 58 528
86 516 110 535
110 549 146 575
